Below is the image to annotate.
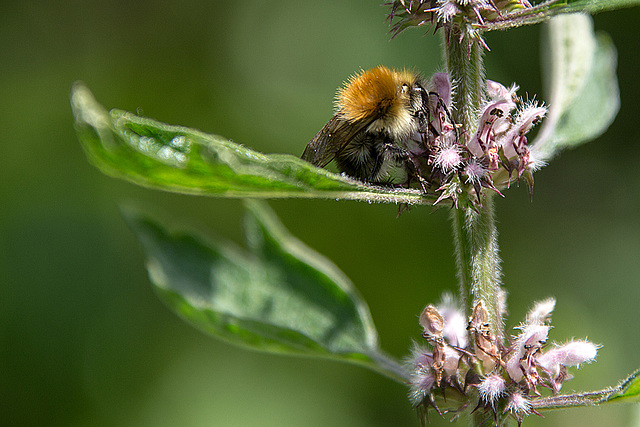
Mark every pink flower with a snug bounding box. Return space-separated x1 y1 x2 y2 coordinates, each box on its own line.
538 340 599 376
506 324 550 382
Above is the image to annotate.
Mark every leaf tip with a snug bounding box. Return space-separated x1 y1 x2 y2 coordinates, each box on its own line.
70 82 112 137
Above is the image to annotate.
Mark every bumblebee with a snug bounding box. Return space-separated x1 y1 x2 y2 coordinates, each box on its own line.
302 66 434 186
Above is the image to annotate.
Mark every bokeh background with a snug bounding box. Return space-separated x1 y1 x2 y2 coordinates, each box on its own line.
2 1 640 426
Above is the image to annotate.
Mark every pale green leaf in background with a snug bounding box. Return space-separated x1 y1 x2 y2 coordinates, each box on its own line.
71 83 433 206
532 14 620 162
124 200 407 383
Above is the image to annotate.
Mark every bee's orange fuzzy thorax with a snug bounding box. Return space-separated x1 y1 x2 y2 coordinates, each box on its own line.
336 66 412 123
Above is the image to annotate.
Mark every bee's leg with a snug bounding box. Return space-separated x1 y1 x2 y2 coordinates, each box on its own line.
367 151 385 185
381 143 429 193
408 160 429 194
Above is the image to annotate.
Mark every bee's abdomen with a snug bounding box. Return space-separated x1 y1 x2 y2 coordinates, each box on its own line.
334 133 390 182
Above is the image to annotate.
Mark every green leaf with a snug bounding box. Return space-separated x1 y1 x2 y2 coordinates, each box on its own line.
530 369 640 410
124 200 407 383
605 369 640 403
71 83 432 205
482 0 640 31
531 14 620 162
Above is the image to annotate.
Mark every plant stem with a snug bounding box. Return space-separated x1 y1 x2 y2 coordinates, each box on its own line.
444 28 504 338
451 195 503 337
444 28 484 135
451 196 503 426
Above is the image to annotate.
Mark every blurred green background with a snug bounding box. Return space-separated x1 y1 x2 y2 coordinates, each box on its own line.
2 1 639 426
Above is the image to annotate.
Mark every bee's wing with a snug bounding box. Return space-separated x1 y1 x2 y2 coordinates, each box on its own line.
302 115 372 167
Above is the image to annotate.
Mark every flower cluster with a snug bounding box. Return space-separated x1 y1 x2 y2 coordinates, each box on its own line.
387 0 533 48
408 74 546 208
407 296 598 425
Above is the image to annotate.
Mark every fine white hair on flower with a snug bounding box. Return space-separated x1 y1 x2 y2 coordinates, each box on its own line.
506 390 532 416
405 343 436 405
433 145 463 173
437 293 468 348
525 298 556 325
537 340 599 375
406 343 436 400
478 374 506 405
526 150 548 172
502 102 547 160
436 0 459 23
407 342 433 369
408 365 436 406
517 324 551 347
463 160 488 184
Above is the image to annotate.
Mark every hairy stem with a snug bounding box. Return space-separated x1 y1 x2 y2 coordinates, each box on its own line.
444 28 485 135
451 195 503 337
444 28 504 338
